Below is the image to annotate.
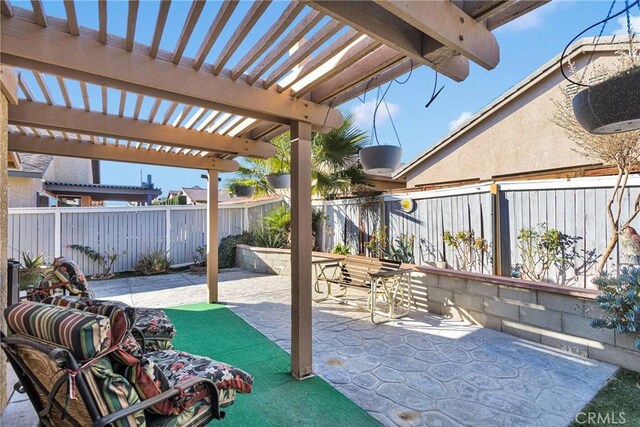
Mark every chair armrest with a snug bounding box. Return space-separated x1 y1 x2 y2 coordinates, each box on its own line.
370 268 414 278
93 377 222 427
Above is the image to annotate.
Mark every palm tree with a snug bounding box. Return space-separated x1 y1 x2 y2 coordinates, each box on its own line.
229 113 370 198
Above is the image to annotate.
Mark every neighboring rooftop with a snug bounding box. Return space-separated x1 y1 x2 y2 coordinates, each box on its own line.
8 152 53 177
393 35 630 180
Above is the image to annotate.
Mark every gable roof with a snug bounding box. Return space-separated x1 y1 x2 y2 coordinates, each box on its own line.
393 34 630 180
8 152 53 178
180 186 207 204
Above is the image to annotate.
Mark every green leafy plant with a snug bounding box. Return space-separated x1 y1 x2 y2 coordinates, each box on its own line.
228 180 257 197
251 225 288 249
218 233 255 269
228 113 370 198
331 243 351 255
68 244 124 278
192 245 207 268
591 267 640 350
135 249 171 276
515 223 578 282
443 230 489 272
366 227 415 263
18 251 48 289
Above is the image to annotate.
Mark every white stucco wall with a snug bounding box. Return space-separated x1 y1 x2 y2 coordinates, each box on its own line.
45 156 93 184
7 177 42 208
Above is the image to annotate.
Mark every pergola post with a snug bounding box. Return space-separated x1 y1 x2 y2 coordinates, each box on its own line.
290 120 313 379
0 65 18 411
206 170 219 303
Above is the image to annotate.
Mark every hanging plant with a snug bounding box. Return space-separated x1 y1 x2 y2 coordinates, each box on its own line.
266 143 291 189
229 180 256 198
358 84 403 174
562 0 640 134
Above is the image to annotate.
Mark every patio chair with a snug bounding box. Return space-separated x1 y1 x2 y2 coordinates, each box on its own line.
1 301 254 427
28 257 177 352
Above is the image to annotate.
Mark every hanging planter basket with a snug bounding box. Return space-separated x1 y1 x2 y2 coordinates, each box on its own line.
573 67 640 134
234 185 255 198
266 174 291 189
359 145 402 174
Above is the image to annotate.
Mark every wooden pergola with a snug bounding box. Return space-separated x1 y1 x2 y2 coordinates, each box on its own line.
0 0 546 381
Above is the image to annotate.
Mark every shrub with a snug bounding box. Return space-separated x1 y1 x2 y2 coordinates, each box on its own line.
193 245 207 268
331 243 351 255
443 230 488 272
515 223 578 282
218 233 255 269
366 227 415 263
591 267 640 350
18 251 48 289
251 225 288 249
135 250 171 276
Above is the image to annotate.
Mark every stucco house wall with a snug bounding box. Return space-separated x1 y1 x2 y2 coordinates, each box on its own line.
7 177 43 207
46 155 93 184
8 155 94 207
399 42 621 188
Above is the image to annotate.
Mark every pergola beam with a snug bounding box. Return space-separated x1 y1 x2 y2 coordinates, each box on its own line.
9 133 240 171
0 14 343 129
8 102 277 158
374 0 500 70
305 0 469 82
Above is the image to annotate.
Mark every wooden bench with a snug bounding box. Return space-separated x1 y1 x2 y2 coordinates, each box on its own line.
313 255 415 323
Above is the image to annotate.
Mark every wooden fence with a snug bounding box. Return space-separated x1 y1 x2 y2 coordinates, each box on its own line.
8 198 283 276
315 176 640 288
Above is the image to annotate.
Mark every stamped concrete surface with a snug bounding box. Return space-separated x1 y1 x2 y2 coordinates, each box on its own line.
2 270 616 427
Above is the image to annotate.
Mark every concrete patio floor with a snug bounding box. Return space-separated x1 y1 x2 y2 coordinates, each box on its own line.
2 270 616 426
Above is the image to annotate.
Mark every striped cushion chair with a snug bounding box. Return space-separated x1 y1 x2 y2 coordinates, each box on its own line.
34 260 177 353
1 302 225 427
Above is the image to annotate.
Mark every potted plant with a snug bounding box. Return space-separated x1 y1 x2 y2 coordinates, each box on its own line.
266 144 291 189
573 66 640 134
359 144 402 173
229 180 256 198
18 251 49 290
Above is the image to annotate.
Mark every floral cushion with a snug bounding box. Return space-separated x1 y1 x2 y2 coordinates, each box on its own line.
134 308 176 339
146 350 253 405
53 256 92 295
5 302 112 360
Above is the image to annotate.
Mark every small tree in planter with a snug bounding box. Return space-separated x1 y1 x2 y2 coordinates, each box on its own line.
552 45 640 275
190 245 207 272
515 223 579 283
591 267 640 350
442 230 489 273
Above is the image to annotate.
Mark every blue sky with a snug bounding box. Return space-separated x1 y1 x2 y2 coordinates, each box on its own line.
14 0 640 195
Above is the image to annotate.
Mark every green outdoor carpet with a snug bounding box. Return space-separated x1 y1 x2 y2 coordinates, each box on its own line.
164 303 380 427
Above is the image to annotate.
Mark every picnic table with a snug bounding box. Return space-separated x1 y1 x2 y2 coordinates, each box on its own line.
312 255 415 324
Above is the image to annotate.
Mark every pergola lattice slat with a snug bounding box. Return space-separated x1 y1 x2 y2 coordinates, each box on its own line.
172 0 206 64
9 132 240 171
9 102 277 159
374 0 500 70
150 0 171 58
193 0 238 71
306 0 469 82
0 15 343 128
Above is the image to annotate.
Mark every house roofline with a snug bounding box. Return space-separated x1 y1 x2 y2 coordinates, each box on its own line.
393 34 631 180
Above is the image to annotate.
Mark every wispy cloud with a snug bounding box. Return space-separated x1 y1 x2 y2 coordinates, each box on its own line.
448 111 472 131
496 1 561 33
613 14 640 35
352 100 400 128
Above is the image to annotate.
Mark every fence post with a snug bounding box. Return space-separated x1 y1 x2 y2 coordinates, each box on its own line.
53 209 61 258
490 183 502 276
243 204 249 232
165 207 172 257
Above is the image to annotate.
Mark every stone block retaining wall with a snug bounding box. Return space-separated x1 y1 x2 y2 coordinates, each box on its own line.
235 245 640 371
